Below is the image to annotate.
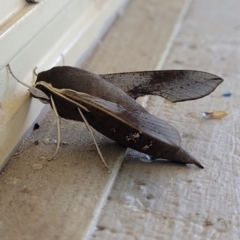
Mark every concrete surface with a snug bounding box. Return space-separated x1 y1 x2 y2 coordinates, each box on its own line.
89 0 240 239
1 0 240 239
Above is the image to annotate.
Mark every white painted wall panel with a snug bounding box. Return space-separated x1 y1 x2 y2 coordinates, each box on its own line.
0 0 129 170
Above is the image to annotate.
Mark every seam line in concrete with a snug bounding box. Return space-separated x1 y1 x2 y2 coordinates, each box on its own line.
84 154 125 240
155 0 193 70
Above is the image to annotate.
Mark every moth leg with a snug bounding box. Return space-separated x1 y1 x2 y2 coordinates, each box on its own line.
77 107 110 172
49 95 61 160
14 139 26 156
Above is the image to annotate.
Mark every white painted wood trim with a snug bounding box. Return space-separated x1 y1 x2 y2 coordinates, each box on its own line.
0 0 129 170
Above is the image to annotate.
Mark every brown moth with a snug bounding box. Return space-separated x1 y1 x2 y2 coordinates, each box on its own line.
8 65 223 169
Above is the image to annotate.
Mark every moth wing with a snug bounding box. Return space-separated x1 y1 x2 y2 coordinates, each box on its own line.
62 89 181 147
64 91 205 167
100 70 223 102
35 82 202 167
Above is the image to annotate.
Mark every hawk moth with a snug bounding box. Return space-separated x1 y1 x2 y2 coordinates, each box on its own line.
8 65 223 169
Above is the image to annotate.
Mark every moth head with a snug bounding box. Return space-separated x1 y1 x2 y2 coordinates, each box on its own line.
7 64 49 103
28 86 50 104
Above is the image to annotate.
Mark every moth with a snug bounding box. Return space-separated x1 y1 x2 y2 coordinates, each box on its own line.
8 65 223 170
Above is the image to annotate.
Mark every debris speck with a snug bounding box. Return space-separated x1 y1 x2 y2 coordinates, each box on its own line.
32 163 43 170
43 138 57 145
4 177 20 185
33 123 40 130
202 111 227 119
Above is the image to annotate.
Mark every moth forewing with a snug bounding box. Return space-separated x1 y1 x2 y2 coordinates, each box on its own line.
61 89 174 144
60 89 202 167
59 88 180 145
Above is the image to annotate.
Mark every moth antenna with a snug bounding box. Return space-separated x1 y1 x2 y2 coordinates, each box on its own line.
33 67 38 76
7 64 33 89
78 107 110 172
7 65 50 101
60 54 65 66
48 95 61 160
